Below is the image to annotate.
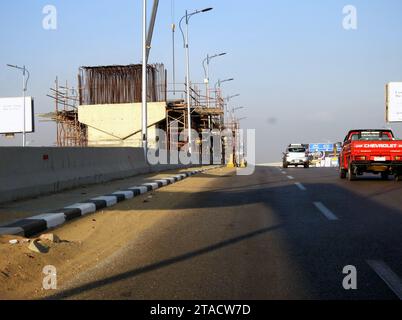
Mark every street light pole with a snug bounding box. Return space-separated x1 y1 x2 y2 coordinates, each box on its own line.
142 0 148 157
237 117 247 166
225 93 240 123
179 7 213 155
214 78 234 118
202 52 226 108
140 0 159 158
7 64 30 147
205 54 209 108
23 67 26 147
232 106 245 123
214 77 234 91
184 10 192 153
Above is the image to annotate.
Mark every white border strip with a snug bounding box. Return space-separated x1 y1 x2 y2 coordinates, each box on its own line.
129 186 148 194
28 213 66 228
142 182 159 190
166 177 175 184
155 179 169 186
113 191 134 200
91 196 118 207
65 203 97 215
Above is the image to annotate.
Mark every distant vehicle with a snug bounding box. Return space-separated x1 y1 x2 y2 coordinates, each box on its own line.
339 129 402 181
283 144 310 168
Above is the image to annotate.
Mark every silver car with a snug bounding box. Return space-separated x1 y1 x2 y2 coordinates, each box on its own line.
283 145 309 168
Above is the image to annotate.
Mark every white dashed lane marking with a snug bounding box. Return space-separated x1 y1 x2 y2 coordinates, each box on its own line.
313 202 338 221
367 260 402 300
287 176 294 180
295 183 306 191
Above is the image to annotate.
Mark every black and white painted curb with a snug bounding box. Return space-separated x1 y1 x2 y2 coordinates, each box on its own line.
0 167 220 237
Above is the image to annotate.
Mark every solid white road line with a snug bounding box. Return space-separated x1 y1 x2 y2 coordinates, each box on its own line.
287 176 294 180
295 183 306 191
313 202 338 221
367 260 402 300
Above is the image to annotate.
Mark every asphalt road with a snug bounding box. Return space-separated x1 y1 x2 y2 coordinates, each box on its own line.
48 165 402 300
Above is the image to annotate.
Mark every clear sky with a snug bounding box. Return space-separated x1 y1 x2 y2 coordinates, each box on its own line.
1 0 402 162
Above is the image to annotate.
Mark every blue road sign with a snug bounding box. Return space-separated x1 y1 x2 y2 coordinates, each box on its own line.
309 143 338 152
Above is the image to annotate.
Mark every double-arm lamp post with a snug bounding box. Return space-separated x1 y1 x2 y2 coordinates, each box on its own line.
202 52 226 108
179 7 213 154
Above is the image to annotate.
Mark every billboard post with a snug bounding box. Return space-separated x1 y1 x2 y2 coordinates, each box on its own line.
6 64 30 147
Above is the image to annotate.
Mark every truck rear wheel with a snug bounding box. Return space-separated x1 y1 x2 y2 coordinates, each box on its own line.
381 172 389 180
339 167 347 179
348 164 357 181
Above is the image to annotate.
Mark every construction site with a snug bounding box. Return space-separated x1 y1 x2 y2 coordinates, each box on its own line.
46 63 244 166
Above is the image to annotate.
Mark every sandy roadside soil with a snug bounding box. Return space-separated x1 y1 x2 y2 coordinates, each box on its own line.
0 168 208 225
0 167 228 300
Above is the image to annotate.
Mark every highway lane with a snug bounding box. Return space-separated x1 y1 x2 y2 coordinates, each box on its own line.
46 165 402 300
275 166 402 299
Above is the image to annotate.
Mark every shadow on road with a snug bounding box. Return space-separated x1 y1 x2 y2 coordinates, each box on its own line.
45 225 282 300
45 167 402 300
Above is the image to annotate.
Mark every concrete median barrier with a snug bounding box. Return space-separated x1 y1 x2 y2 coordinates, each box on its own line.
0 147 196 204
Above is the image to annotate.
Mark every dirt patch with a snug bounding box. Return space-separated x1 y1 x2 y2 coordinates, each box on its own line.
0 189 179 299
0 235 81 299
0 168 228 300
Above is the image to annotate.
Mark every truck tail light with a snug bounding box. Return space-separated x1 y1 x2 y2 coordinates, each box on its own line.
395 156 402 161
355 156 366 161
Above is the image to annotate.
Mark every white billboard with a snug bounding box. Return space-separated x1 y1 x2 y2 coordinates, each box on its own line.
0 97 34 134
386 82 402 122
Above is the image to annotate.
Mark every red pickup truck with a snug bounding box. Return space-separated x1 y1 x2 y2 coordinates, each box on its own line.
339 129 402 181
